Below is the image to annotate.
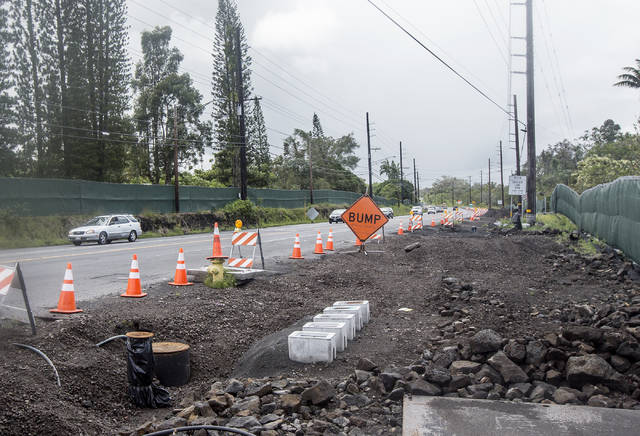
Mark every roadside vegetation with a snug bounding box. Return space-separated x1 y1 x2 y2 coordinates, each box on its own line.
0 200 412 249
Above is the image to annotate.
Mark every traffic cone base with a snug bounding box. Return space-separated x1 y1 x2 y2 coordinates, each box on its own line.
50 263 82 313
314 232 326 255
121 254 147 298
289 233 304 259
169 248 193 286
398 221 404 235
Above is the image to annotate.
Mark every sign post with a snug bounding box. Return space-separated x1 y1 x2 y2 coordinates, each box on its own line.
341 195 389 255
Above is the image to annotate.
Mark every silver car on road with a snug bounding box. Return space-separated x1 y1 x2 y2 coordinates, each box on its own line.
68 214 143 245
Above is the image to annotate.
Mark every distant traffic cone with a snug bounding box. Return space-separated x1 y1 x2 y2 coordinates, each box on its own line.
325 229 334 251
121 254 147 298
398 221 404 235
289 233 304 259
431 218 436 227
169 248 193 286
206 222 228 260
314 232 326 254
50 263 82 313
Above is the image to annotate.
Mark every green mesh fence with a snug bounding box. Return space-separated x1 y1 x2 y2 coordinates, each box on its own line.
551 177 640 263
0 177 393 216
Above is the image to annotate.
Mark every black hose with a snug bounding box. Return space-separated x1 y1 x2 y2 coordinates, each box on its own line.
144 425 255 436
95 335 128 347
12 343 61 387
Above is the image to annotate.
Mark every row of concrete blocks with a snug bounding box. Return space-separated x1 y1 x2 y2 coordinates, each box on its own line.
288 300 370 364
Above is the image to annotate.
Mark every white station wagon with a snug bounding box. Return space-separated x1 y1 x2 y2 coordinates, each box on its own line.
68 214 143 246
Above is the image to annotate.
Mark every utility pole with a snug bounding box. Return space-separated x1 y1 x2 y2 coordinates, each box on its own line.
526 0 536 216
399 141 404 205
513 94 522 212
173 106 179 213
417 172 420 203
412 158 417 203
488 158 492 209
468 176 472 205
499 140 505 208
480 170 483 204
235 27 248 201
366 112 373 196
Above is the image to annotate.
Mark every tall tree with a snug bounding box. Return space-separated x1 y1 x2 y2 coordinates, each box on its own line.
246 96 271 187
0 0 18 176
132 26 211 184
614 59 640 89
211 0 252 187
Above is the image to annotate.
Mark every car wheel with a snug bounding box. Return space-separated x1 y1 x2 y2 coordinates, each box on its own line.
98 232 108 245
128 230 137 242
72 241 81 246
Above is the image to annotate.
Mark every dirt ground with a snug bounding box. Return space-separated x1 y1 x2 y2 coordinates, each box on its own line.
0 217 637 435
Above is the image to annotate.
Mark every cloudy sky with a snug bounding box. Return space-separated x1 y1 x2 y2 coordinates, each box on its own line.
126 0 640 188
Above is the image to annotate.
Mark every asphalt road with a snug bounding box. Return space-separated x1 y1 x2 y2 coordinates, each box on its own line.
0 210 468 313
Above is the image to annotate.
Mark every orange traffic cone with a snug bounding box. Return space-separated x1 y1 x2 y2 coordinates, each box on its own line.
207 222 228 260
289 233 304 259
314 232 326 254
121 254 147 298
169 248 193 286
50 263 82 313
398 221 404 235
325 229 334 251
431 218 436 227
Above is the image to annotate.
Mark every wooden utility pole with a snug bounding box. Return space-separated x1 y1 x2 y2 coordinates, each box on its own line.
480 170 483 204
399 142 404 205
235 27 248 201
513 94 522 212
308 137 314 204
488 158 492 209
451 178 454 206
366 112 373 196
417 172 420 203
173 106 179 213
468 176 472 205
526 0 536 215
412 158 417 203
499 140 505 208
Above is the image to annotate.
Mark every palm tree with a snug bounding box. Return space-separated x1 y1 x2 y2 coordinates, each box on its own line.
614 59 640 88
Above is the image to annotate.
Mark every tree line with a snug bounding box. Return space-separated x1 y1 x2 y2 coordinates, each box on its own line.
0 0 363 194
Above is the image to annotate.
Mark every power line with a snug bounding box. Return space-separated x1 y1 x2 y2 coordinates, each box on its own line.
367 0 513 119
473 0 509 65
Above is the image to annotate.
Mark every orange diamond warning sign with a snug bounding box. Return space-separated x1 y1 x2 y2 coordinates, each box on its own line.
341 195 389 242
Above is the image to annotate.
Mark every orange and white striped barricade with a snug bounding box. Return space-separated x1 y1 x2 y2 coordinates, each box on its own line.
412 214 423 230
368 233 382 244
0 263 36 334
227 231 258 268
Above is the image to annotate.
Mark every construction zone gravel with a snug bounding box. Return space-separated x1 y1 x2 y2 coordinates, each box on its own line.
1 216 640 435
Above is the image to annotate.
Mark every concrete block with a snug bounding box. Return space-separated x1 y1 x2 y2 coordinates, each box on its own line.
303 322 348 352
313 313 356 340
288 331 336 363
333 300 370 323
323 306 363 330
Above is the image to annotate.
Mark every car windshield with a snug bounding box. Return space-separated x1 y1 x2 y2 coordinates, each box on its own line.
84 216 108 226
332 209 346 215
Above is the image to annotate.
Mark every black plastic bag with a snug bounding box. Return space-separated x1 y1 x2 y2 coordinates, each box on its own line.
126 334 171 408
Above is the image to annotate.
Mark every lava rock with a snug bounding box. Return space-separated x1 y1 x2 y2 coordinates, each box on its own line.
617 342 640 362
504 340 526 363
553 388 580 405
610 355 631 373
525 341 547 365
379 372 402 393
423 364 452 386
562 326 603 344
587 394 616 408
450 360 482 375
432 346 460 369
449 374 471 390
280 394 301 412
487 351 529 383
356 357 378 372
301 380 335 405
227 416 260 429
566 355 624 389
471 329 503 354
225 379 245 395
409 379 442 396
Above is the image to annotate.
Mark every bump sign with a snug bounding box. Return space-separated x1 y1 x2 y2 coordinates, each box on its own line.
341 196 389 242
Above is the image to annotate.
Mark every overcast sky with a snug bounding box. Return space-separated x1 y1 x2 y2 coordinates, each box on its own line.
126 0 640 187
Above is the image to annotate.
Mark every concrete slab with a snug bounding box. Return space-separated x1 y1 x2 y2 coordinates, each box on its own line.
402 395 640 436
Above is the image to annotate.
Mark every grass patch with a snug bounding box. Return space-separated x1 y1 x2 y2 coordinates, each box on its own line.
527 213 604 257
204 270 237 289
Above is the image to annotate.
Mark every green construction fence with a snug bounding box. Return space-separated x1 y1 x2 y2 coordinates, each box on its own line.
551 176 640 263
0 177 394 216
